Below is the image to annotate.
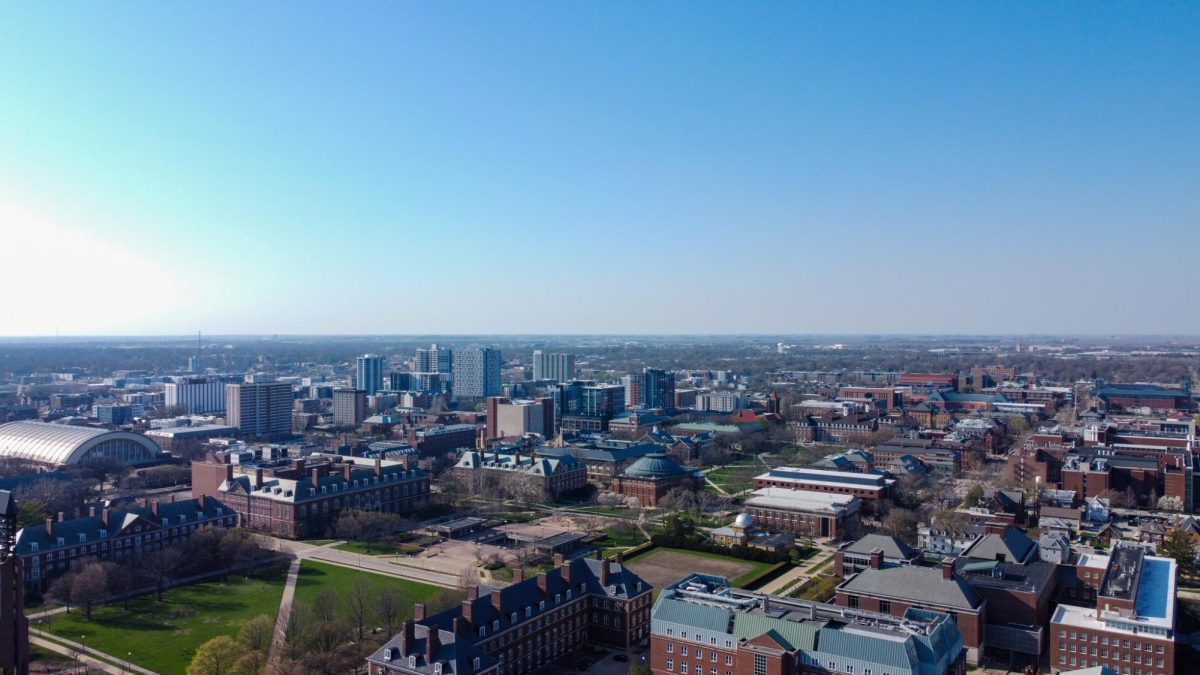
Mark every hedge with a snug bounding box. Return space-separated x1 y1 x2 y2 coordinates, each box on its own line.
736 561 790 590
649 533 790 564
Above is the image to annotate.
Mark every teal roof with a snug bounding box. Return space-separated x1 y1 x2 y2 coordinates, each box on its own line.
960 560 1000 573
817 626 917 669
623 452 687 478
654 597 730 633
732 613 819 651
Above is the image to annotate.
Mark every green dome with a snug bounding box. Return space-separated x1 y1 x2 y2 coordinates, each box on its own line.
623 452 686 479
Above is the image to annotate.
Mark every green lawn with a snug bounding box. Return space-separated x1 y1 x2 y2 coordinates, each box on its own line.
292 560 445 610
334 540 423 556
602 525 645 548
43 568 287 675
577 505 638 517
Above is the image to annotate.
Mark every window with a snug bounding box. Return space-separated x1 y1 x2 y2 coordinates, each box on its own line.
879 600 891 614
754 654 768 675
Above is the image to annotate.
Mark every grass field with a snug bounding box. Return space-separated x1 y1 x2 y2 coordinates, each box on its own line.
291 560 447 610
334 540 423 556
576 505 638 517
624 548 773 593
43 568 287 675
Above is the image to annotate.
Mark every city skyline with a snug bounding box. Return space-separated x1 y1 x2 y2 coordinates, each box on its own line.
2 3 1197 336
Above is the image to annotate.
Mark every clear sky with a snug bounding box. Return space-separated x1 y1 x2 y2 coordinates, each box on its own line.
1 3 1197 336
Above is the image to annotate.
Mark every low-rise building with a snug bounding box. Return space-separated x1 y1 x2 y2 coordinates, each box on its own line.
753 467 892 515
833 533 920 578
454 450 587 500
612 453 699 507
192 452 429 538
536 440 660 487
742 487 861 541
1051 545 1176 675
14 496 236 587
650 573 966 675
365 553 652 675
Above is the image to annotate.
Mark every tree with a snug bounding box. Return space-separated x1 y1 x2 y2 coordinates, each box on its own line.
343 577 373 641
238 615 275 653
187 636 249 675
46 574 74 613
962 485 985 509
145 546 183 602
1157 495 1185 513
881 508 919 545
1160 529 1199 579
70 562 109 620
628 664 653 675
375 586 408 637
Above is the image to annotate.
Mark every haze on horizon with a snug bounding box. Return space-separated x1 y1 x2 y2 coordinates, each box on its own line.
1 3 1196 337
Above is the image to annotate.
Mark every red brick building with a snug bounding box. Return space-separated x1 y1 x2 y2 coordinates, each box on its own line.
753 467 892 515
365 553 651 675
612 453 699 507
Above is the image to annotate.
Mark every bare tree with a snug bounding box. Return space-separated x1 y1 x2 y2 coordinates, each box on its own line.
70 562 109 620
375 587 408 637
343 577 373 641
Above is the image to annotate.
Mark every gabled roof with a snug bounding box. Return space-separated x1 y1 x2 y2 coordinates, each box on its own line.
841 534 918 561
839 566 983 610
962 527 1036 563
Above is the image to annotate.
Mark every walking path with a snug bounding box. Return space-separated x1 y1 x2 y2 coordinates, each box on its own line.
30 630 157 675
268 558 302 664
757 551 834 595
267 537 461 588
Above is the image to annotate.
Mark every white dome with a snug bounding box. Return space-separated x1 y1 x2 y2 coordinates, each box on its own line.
734 513 753 528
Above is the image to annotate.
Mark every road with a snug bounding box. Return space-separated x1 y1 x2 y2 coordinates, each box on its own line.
266 537 462 588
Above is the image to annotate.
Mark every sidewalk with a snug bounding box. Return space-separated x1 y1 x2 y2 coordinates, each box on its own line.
268 558 303 665
30 629 158 675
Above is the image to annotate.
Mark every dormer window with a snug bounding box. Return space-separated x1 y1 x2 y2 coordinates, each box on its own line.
29 543 37 552
473 657 481 670
555 593 561 603
383 648 393 660
492 620 499 632
56 537 64 546
510 612 517 624
538 601 545 611
77 534 86 543
479 626 487 637
524 607 531 618
407 656 416 667
433 664 442 675
99 531 107 539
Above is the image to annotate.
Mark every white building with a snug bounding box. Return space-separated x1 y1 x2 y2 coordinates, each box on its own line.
165 378 227 414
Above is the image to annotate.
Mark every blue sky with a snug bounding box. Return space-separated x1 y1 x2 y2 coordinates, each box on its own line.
1 3 1197 335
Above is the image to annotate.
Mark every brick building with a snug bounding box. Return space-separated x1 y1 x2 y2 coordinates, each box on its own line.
753 467 892 515
365 553 651 675
192 452 429 538
1051 545 1176 675
454 450 587 500
536 440 661 487
612 453 699 507
408 424 482 456
742 487 861 540
13 496 235 587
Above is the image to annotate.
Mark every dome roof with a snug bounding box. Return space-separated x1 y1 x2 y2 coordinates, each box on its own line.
734 513 753 528
623 452 686 479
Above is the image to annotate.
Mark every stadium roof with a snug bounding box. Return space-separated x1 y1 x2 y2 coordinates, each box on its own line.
0 421 162 467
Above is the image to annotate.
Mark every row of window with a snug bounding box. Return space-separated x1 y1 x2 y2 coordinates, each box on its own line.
1058 630 1166 652
1055 657 1164 675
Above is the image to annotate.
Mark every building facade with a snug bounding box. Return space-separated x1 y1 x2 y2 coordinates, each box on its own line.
165 378 227 413
454 348 502 399
650 573 966 675
531 351 576 383
366 553 651 675
356 354 386 395
334 388 368 428
225 382 293 437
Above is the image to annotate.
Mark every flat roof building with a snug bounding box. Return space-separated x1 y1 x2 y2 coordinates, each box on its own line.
0 421 162 468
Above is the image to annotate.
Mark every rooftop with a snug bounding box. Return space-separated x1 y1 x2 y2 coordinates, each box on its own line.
746 487 860 514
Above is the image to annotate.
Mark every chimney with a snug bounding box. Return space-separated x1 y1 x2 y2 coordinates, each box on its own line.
491 588 503 612
561 559 572 585
869 549 883 569
311 468 321 488
537 572 548 593
401 454 411 471
942 557 956 580
461 597 473 623
600 560 610 587
342 464 353 482
467 586 479 601
56 511 65 523
593 549 602 560
553 553 565 568
374 458 382 477
400 620 415 654
136 498 147 509
615 552 624 565
254 468 264 489
44 517 54 537
452 617 465 636
425 626 439 663
100 508 110 527
292 458 304 472
169 493 176 503
197 494 206 509
88 506 96 517
413 603 425 621
150 500 159 517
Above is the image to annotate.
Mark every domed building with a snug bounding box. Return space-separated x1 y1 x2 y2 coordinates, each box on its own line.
0 420 162 468
612 452 699 507
711 512 795 553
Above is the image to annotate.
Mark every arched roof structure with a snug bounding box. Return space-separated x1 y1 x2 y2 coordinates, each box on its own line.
0 421 162 467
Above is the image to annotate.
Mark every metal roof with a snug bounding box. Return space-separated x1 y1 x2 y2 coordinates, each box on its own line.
0 421 162 467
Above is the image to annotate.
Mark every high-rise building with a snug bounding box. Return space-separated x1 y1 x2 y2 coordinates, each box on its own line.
415 344 453 374
333 388 368 427
225 382 292 437
624 368 676 410
187 355 204 373
453 347 501 399
355 354 385 395
549 380 626 433
531 350 576 382
165 377 226 413
94 403 135 426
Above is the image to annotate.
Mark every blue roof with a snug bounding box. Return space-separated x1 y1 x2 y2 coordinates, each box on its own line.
767 468 886 488
1136 558 1171 621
